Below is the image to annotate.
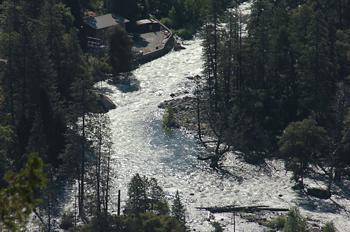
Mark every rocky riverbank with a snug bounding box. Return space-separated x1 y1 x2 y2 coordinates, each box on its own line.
157 77 341 231
158 75 215 137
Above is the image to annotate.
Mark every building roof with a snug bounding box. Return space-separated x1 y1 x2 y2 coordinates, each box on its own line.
85 14 130 30
136 19 158 25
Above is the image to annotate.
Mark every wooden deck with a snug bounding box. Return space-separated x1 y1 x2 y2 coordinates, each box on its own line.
132 21 174 65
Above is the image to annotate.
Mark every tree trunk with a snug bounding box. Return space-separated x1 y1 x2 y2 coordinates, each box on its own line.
104 155 111 215
79 86 86 218
327 167 334 194
334 168 342 183
196 96 204 145
96 114 103 215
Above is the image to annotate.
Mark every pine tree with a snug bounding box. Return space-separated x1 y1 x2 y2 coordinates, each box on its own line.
279 119 327 186
125 174 148 215
148 178 169 215
0 153 47 231
109 26 133 74
171 191 186 225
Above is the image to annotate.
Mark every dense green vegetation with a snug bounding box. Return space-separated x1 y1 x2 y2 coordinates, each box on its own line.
199 0 350 191
0 0 126 229
74 174 187 232
265 208 336 232
162 106 177 131
283 207 308 232
0 0 205 229
0 0 349 230
0 153 46 231
279 119 327 186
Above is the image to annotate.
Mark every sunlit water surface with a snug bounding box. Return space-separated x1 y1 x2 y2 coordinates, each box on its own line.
101 38 350 231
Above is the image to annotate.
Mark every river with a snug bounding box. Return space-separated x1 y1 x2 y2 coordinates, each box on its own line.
101 39 350 232
98 2 350 230
101 39 282 231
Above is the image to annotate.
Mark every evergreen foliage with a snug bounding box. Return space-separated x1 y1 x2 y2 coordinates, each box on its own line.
0 0 349 229
79 176 185 232
171 191 186 225
0 0 116 226
0 153 46 231
163 106 177 130
109 27 133 74
283 207 307 232
211 221 224 232
322 221 337 232
198 0 350 182
125 174 169 216
267 215 287 230
78 212 185 232
279 119 327 185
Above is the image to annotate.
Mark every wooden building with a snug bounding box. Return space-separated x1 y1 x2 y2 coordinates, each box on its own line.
84 14 130 51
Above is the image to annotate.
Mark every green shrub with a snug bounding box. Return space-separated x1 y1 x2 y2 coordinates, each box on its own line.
60 212 75 230
163 106 177 130
160 17 173 28
78 213 185 232
175 28 193 40
267 215 287 230
283 207 307 232
323 222 336 232
211 221 223 232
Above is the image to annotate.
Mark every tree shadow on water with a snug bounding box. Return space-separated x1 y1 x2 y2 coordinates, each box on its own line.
148 119 213 172
147 118 245 183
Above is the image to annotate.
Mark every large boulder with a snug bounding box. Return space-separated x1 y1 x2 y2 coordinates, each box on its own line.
91 93 116 113
174 41 186 51
306 188 331 199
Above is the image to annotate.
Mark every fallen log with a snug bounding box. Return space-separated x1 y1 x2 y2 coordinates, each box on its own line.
197 205 289 214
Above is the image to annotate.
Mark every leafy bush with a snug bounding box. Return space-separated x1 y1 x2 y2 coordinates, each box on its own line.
323 222 336 232
60 212 74 230
267 215 287 230
175 28 194 40
283 207 307 232
163 106 177 130
160 17 173 28
211 221 223 232
78 213 185 232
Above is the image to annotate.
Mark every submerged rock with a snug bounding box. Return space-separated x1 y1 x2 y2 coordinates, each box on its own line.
307 188 331 199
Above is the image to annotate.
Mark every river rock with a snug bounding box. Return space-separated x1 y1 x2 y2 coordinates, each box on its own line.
174 41 186 51
306 188 331 199
194 75 201 80
92 93 116 113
